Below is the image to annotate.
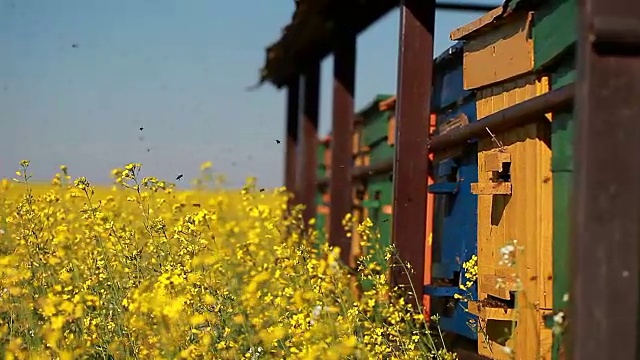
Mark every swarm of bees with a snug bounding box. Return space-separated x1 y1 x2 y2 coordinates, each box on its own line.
133 126 280 186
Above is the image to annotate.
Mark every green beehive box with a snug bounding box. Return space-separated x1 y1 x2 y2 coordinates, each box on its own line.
368 143 395 167
533 0 577 71
315 138 331 247
359 174 394 291
315 192 328 247
357 94 395 165
316 138 330 178
533 1 576 358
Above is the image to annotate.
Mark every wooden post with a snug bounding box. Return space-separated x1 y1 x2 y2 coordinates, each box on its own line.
284 77 300 205
391 0 436 308
330 23 357 265
299 63 321 227
571 0 640 358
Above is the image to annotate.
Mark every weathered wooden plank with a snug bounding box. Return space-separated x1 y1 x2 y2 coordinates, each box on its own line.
391 0 435 309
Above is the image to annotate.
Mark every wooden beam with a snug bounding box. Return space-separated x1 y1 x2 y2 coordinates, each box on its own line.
284 77 300 206
571 0 640 358
298 63 321 227
391 0 435 308
329 24 357 265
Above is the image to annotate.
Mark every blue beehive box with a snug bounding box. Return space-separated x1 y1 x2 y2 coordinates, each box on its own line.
423 42 479 341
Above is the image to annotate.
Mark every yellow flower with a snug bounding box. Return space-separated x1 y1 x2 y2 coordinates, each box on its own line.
0 160 456 359
200 161 213 171
259 326 286 344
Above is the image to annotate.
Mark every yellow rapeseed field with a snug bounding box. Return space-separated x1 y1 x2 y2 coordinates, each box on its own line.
0 160 455 359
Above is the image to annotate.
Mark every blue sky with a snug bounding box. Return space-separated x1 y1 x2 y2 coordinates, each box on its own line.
0 0 498 188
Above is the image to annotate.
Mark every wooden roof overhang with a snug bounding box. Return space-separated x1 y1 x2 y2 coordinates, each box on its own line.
258 0 398 89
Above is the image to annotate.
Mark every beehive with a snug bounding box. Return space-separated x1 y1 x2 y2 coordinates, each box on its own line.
452 7 553 360
423 114 437 320
359 94 396 165
315 136 332 246
533 3 577 358
361 175 393 259
350 120 366 272
378 97 437 318
450 7 534 90
424 42 479 341
352 95 396 290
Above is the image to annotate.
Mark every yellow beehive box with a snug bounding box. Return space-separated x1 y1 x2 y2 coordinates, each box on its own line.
353 115 370 166
450 7 534 91
474 75 554 360
350 118 367 271
452 9 553 360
